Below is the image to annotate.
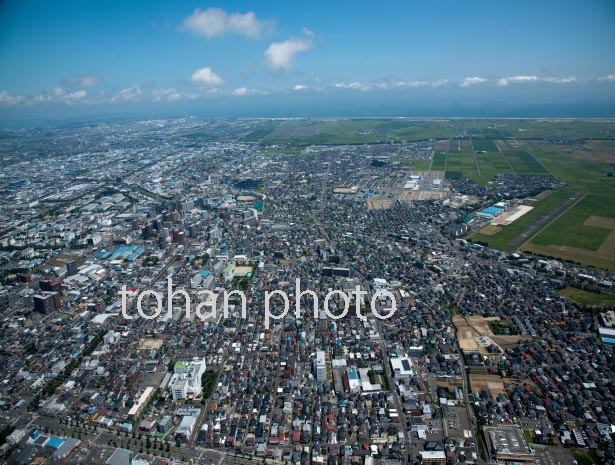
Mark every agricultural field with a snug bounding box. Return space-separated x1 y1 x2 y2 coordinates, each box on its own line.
522 194 615 270
557 287 615 307
256 119 459 145
240 118 615 146
471 138 513 180
431 151 447 171
499 149 550 176
522 141 615 195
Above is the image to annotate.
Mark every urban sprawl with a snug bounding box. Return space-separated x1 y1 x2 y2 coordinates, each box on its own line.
0 118 614 465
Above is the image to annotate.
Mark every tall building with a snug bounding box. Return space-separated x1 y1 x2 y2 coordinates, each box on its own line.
169 358 207 400
39 279 62 295
314 350 327 382
66 260 78 276
33 291 61 314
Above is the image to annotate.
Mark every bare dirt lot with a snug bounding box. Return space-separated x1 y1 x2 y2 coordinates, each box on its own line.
469 374 507 398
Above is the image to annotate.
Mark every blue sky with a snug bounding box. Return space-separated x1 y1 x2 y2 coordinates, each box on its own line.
0 0 614 119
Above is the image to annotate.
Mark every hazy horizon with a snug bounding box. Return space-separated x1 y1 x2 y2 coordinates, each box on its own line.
1 0 614 122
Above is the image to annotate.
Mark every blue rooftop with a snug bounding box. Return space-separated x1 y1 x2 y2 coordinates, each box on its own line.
482 206 504 216
47 437 64 449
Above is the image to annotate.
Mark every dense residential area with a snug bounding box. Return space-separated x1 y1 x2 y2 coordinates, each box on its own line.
0 118 614 465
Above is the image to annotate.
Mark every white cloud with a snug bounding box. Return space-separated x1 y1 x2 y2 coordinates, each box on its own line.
498 75 576 86
191 67 225 86
334 82 369 91
182 7 271 39
152 87 184 102
302 27 314 38
431 79 449 87
543 76 577 84
264 30 313 71
598 74 615 81
231 87 249 96
375 80 410 90
0 90 25 106
498 75 539 86
375 78 449 90
460 77 488 87
62 74 101 88
32 88 87 105
293 84 308 91
407 81 430 88
111 85 143 103
65 90 87 101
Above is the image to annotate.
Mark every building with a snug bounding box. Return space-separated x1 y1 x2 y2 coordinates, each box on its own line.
127 386 156 420
390 357 414 378
373 278 387 291
484 426 535 465
33 291 61 314
66 260 78 276
6 429 26 445
105 448 132 465
157 416 173 434
39 279 62 294
175 415 197 442
314 350 326 382
420 451 446 464
169 358 206 400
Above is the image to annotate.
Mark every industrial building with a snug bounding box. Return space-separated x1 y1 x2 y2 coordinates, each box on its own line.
483 426 535 465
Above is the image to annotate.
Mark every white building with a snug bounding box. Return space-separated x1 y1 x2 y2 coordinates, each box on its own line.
314 350 326 382
390 357 414 378
169 357 206 400
373 278 387 291
175 415 197 441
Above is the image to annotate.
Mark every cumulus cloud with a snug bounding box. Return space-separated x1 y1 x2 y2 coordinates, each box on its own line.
182 7 272 39
231 87 249 96
264 30 313 71
111 85 143 103
598 74 615 81
460 77 488 87
62 74 101 88
152 88 183 102
32 88 87 105
191 67 225 86
293 84 308 91
65 90 87 101
0 90 25 106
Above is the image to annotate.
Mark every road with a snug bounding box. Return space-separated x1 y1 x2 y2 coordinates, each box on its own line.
31 415 285 465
